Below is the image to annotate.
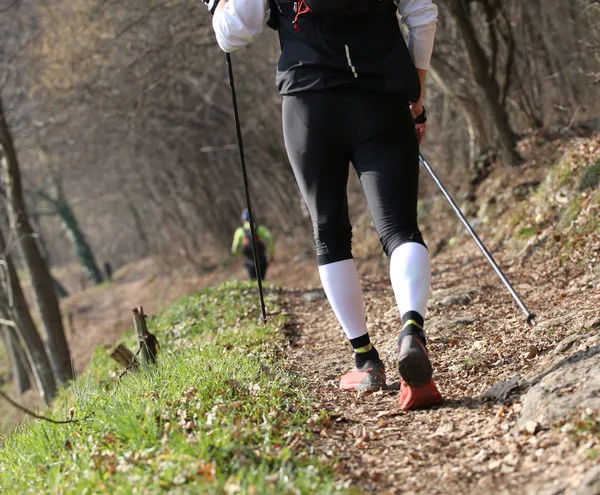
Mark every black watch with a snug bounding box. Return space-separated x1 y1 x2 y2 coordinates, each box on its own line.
414 106 427 124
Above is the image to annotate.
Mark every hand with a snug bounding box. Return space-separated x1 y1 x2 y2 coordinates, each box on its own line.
410 101 427 146
203 0 220 14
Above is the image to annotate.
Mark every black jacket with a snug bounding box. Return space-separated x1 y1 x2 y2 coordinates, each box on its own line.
268 0 421 100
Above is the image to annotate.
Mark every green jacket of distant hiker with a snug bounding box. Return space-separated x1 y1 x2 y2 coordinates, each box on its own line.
231 222 275 260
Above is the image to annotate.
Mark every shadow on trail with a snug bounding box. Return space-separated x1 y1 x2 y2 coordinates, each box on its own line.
438 397 483 411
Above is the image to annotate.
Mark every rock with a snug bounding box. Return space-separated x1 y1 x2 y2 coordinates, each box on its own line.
438 294 473 307
301 290 326 302
553 331 600 356
430 287 479 308
574 465 600 495
473 449 489 462
482 375 521 401
534 485 567 495
534 313 600 337
553 334 581 355
454 317 477 326
426 315 477 332
433 423 455 436
516 344 600 429
522 420 541 435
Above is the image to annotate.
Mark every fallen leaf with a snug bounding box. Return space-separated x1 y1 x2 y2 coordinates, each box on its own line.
526 346 540 359
354 434 368 448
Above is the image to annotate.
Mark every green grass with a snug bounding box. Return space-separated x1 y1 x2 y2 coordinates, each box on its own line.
572 412 600 438
462 358 480 369
567 410 600 462
517 226 537 240
587 448 600 461
0 282 341 494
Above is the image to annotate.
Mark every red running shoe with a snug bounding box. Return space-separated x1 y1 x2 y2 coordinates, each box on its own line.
399 378 443 410
339 359 386 392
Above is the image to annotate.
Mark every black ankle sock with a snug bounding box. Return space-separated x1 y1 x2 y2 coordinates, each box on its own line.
350 334 380 368
355 348 379 368
399 311 427 347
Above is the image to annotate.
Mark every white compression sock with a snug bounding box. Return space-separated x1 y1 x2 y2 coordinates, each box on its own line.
390 242 431 318
318 259 368 340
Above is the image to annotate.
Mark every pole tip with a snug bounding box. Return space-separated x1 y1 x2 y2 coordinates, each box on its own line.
526 313 537 327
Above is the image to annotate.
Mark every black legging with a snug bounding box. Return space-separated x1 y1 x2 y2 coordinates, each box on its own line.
282 86 425 266
245 258 268 281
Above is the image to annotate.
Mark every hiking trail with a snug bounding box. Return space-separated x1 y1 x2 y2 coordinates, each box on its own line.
278 238 599 494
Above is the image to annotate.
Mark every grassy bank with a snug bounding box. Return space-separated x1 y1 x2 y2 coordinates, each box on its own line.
0 282 340 494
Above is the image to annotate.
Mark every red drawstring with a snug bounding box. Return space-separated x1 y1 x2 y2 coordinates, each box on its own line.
293 0 312 31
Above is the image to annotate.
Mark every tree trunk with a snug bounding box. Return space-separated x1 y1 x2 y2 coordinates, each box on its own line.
0 98 73 383
30 211 70 298
56 199 104 284
44 173 103 284
450 0 522 166
0 227 57 404
127 202 150 256
1 324 32 395
429 63 492 158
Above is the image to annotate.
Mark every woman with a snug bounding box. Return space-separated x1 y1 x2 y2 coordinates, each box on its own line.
208 0 442 409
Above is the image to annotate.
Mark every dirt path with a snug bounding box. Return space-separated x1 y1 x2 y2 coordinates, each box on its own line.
278 240 600 494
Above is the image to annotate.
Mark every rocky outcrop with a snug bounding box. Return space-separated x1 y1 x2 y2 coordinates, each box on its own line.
517 333 600 429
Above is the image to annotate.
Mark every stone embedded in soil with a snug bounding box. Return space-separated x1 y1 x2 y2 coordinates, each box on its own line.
552 334 584 355
438 294 473 307
516 343 600 429
534 484 569 495
533 313 600 338
430 287 480 308
425 315 477 332
482 374 521 401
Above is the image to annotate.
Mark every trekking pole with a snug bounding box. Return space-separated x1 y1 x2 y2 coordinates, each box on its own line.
419 153 536 326
225 52 268 322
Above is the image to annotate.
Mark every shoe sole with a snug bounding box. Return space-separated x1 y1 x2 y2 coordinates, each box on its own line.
340 372 387 392
340 380 386 392
397 336 433 388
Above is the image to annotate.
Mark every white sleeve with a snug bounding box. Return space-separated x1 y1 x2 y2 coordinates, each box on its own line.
212 0 268 53
397 0 438 70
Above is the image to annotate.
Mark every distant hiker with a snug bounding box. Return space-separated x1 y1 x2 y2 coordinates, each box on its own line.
231 208 274 281
208 0 442 409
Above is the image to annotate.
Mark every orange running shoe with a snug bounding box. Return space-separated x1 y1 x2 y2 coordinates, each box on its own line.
339 359 386 392
399 378 443 410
